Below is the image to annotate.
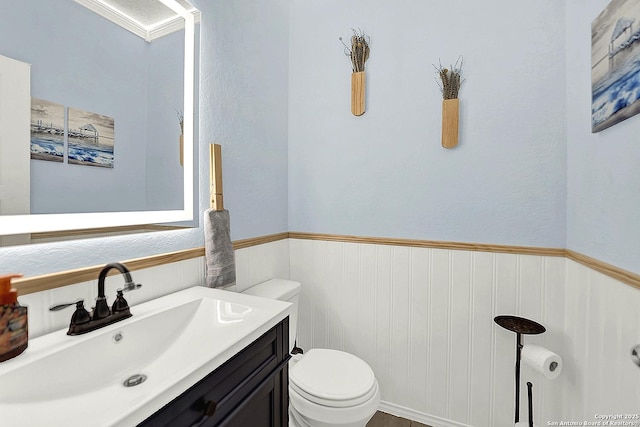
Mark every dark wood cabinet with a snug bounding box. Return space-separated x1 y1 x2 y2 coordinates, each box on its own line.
140 317 289 427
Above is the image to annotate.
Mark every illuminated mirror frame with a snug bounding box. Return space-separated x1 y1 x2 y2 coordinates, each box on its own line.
0 0 195 237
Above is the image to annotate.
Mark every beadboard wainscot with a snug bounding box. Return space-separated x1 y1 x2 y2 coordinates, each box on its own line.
288 233 640 427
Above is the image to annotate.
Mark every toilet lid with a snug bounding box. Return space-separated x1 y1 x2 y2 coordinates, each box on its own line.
290 349 377 406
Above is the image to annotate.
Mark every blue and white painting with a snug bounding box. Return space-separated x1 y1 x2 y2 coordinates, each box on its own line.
30 98 64 162
67 107 114 168
592 0 640 133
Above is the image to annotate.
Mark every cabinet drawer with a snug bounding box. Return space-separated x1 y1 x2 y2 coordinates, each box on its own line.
140 317 289 427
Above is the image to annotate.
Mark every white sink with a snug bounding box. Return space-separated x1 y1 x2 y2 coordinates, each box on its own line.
0 286 292 426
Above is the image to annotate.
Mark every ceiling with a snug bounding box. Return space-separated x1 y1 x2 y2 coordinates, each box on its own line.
74 0 200 41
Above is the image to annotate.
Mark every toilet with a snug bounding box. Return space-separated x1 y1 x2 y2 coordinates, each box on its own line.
242 279 380 427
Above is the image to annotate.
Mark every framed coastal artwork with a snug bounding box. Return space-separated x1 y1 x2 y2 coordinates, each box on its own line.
67 107 115 168
30 98 64 162
592 0 640 132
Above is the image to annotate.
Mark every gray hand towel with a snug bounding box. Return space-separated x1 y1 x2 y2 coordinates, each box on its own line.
204 209 236 288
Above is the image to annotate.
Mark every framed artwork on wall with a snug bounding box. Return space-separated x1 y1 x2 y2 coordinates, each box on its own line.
30 98 64 162
67 107 115 168
592 0 640 133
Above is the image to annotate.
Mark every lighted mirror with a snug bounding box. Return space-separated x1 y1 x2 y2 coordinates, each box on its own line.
0 0 198 244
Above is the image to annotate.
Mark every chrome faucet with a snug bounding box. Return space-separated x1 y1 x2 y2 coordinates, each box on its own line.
50 262 142 335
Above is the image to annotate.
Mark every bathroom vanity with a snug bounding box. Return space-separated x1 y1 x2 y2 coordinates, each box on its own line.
0 287 292 427
141 317 290 426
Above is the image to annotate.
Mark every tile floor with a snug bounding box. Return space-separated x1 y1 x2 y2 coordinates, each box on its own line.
366 411 432 427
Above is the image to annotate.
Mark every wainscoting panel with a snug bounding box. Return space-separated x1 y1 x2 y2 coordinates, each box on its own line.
289 238 566 427
562 260 640 421
232 238 290 293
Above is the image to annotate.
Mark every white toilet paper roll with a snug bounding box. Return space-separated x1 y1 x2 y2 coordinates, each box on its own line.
521 344 562 379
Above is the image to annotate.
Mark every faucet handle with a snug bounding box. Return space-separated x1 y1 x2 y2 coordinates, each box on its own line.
70 301 92 325
50 300 91 326
50 299 84 312
111 290 130 313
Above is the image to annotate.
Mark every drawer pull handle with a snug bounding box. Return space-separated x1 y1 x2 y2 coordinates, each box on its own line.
203 400 217 417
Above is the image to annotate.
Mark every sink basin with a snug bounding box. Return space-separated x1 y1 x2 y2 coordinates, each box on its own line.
0 286 291 426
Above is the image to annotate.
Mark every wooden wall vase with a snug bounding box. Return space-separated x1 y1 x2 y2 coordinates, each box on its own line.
179 134 184 166
441 98 459 149
351 71 366 116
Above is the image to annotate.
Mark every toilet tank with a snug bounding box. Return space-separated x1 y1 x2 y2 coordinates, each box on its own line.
242 279 301 352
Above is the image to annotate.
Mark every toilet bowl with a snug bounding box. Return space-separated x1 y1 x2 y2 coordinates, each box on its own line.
242 279 380 427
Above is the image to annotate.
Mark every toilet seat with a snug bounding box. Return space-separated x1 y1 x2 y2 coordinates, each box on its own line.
290 349 377 408
289 381 380 426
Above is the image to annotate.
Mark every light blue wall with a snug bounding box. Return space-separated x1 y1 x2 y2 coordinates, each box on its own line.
566 0 640 273
0 0 290 276
288 0 567 248
201 0 290 240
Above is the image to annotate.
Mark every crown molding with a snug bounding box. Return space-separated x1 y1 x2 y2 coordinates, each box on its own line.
74 0 147 40
74 0 201 42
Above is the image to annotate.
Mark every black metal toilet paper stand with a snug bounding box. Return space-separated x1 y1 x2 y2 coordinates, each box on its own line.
494 315 546 425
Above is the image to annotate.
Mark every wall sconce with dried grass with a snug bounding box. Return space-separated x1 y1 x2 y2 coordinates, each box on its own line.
434 57 463 149
340 29 370 116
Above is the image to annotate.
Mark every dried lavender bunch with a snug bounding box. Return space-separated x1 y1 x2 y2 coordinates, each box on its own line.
176 108 184 134
340 29 370 72
434 56 463 99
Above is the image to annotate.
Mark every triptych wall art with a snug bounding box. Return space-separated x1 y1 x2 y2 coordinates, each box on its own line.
30 98 115 168
592 0 640 132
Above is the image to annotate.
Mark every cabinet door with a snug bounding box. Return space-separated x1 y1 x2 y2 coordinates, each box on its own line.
217 372 281 427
